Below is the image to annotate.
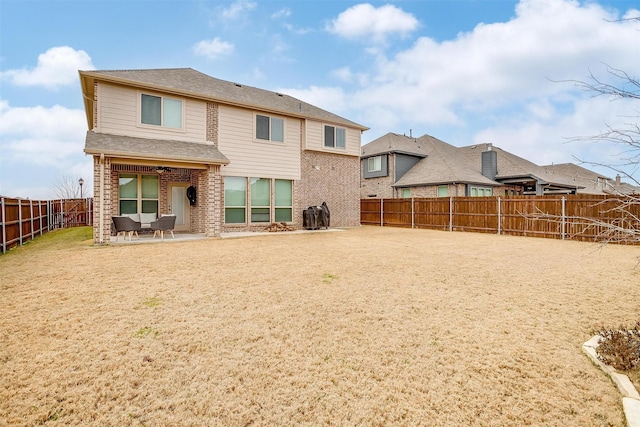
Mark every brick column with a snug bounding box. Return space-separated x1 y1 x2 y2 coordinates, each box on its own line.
205 165 222 237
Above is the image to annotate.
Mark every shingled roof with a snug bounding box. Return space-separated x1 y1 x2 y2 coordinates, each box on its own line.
362 133 498 187
84 131 229 165
458 143 581 190
79 68 368 131
542 163 640 195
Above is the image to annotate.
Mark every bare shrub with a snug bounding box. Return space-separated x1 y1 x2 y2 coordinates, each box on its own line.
594 321 640 371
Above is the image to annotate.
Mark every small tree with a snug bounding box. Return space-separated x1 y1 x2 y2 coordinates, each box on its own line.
548 19 640 246
564 63 640 186
53 175 88 199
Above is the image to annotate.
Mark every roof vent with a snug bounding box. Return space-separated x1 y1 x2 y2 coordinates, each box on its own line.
275 92 283 97
234 83 242 87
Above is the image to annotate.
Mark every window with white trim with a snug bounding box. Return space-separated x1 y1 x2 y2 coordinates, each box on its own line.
256 114 284 142
470 186 493 197
118 174 159 215
140 94 183 129
367 156 382 172
250 178 271 222
275 179 293 222
224 177 247 224
324 125 346 149
437 185 449 197
224 177 294 224
401 188 411 198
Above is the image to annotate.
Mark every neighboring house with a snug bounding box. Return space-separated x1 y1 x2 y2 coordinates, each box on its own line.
80 68 368 244
458 143 584 195
361 133 504 199
541 163 640 195
360 133 606 198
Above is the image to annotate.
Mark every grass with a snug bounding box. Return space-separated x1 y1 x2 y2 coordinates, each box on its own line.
2 225 639 426
2 226 93 256
142 297 160 308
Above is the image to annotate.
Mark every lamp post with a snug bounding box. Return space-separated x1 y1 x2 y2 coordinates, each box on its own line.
78 178 84 198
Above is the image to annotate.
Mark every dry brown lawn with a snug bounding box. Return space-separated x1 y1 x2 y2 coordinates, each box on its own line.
1 226 639 426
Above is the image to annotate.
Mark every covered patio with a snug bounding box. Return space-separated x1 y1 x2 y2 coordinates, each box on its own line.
85 131 229 244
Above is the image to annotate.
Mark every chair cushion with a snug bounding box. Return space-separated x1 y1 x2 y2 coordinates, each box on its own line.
139 213 157 226
124 213 141 222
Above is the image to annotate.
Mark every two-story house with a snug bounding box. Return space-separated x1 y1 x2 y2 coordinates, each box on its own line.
360 133 594 198
80 68 368 244
361 133 502 199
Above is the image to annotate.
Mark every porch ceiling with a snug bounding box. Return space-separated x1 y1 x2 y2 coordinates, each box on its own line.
84 131 229 165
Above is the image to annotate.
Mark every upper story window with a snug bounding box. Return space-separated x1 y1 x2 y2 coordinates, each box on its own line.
256 114 284 142
141 94 183 129
367 156 382 172
324 125 346 149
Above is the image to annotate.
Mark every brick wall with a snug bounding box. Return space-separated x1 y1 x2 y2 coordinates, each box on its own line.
299 151 361 228
206 102 219 147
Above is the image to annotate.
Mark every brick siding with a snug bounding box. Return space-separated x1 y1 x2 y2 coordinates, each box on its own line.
299 151 361 228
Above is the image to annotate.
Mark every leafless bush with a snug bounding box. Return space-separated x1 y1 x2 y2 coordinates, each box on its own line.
593 321 640 371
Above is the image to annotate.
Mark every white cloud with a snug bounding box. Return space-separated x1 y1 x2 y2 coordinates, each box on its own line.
271 7 291 19
0 99 90 199
0 100 86 166
278 86 349 117
326 3 418 42
283 22 313 35
193 38 235 60
220 0 256 21
287 0 638 179
0 46 93 89
473 96 639 171
331 67 354 83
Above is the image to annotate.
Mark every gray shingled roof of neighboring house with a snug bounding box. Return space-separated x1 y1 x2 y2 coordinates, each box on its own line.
395 135 500 187
360 132 429 158
458 143 582 189
80 68 368 130
84 131 229 165
361 133 499 187
542 163 640 194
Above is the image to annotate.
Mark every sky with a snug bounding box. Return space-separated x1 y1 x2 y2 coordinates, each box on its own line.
1 0 639 199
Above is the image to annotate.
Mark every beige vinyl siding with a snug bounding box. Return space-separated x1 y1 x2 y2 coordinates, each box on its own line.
218 105 301 179
96 83 206 142
304 120 361 157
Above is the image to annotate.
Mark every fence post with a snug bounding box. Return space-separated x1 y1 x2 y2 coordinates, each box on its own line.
449 197 453 232
38 201 43 236
561 197 566 241
47 201 52 230
1 198 6 254
497 196 501 235
30 200 35 241
18 199 23 245
380 199 384 227
411 198 415 229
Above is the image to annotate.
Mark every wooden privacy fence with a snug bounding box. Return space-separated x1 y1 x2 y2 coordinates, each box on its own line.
1 198 94 254
361 195 640 243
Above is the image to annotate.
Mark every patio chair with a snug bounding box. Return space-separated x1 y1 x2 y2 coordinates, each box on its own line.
151 214 176 240
112 216 142 241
